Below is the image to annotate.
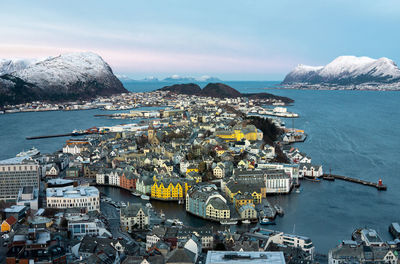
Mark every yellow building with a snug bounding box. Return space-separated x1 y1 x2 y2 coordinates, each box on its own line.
151 178 192 201
215 125 258 142
225 180 262 205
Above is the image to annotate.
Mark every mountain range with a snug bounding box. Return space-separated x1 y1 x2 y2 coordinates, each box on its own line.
282 56 400 89
0 52 127 107
117 74 221 83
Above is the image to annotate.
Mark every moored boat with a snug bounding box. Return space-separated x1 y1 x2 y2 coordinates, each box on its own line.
220 220 238 225
274 205 284 216
141 194 150 200
389 223 400 239
242 220 251 224
16 147 40 157
260 217 276 225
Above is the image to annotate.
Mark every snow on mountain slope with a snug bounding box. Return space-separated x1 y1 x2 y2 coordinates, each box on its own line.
0 58 38 75
282 56 400 86
14 52 118 88
0 52 127 106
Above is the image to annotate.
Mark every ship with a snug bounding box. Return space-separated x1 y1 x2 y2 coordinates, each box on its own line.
131 192 141 197
141 194 150 200
220 220 238 225
274 205 284 216
260 217 276 225
16 147 40 157
242 220 251 224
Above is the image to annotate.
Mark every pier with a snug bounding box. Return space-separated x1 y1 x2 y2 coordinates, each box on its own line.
323 174 387 191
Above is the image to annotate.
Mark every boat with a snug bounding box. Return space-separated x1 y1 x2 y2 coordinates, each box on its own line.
16 147 40 157
178 199 184 204
131 192 141 197
274 205 284 216
220 220 238 225
72 129 85 136
389 223 400 239
260 217 276 225
160 210 165 219
304 176 321 182
120 202 127 207
146 203 152 208
242 220 251 224
295 188 301 194
141 194 150 200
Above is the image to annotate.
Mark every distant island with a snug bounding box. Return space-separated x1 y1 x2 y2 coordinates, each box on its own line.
118 74 221 83
282 56 400 90
158 82 294 103
0 52 128 107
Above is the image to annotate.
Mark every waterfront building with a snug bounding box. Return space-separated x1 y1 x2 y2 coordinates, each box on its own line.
238 204 257 220
224 179 263 204
120 203 149 231
46 185 100 212
120 170 137 190
205 251 285 264
186 184 230 220
0 160 40 201
151 178 193 201
328 240 398 264
16 186 39 210
299 163 323 178
265 172 291 194
261 229 315 258
136 175 153 195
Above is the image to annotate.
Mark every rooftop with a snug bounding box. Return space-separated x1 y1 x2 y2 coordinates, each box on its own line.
205 251 285 264
46 185 99 198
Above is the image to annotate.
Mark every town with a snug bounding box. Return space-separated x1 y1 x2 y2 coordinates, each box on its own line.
0 90 398 264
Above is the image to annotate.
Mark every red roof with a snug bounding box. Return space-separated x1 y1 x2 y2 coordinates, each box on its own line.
5 215 17 226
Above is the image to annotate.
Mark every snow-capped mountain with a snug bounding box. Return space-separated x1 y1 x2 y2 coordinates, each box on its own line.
282 56 400 88
0 58 38 75
0 52 127 106
162 75 221 82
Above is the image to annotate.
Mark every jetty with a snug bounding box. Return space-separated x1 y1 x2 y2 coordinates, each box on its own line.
323 174 387 191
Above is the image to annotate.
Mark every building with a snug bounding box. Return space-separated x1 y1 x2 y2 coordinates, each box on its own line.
1 215 17 232
16 186 39 210
186 184 230 221
265 172 291 194
328 240 398 264
120 203 149 231
68 218 112 238
46 186 100 212
261 229 315 258
299 163 323 178
0 159 39 201
6 228 67 264
215 125 260 142
238 204 257 220
151 178 192 201
205 251 285 264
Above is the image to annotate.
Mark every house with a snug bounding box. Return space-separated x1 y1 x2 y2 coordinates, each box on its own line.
1 215 17 232
212 162 226 179
238 204 257 220
45 164 60 178
299 163 323 178
120 203 150 231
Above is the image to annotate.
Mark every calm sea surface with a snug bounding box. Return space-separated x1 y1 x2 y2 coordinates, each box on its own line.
1 81 399 253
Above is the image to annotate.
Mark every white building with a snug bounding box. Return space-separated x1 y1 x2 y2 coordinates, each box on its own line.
62 144 84 155
16 186 39 210
120 203 149 232
68 218 112 238
0 159 40 201
213 162 226 179
46 186 100 212
265 173 291 194
299 163 323 178
265 231 315 258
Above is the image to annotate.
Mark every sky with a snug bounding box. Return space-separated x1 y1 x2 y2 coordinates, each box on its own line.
1 0 400 80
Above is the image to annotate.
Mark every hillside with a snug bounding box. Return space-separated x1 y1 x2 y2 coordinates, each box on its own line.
0 52 128 106
158 82 294 103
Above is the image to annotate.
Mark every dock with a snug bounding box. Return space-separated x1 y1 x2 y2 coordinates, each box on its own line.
26 132 89 140
323 174 387 191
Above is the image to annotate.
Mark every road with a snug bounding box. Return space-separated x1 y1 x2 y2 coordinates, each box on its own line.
100 202 134 243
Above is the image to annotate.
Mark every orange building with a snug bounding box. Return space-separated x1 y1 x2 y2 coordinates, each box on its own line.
120 171 137 191
1 215 17 232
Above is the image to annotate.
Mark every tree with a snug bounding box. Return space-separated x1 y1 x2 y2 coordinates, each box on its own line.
198 161 207 173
